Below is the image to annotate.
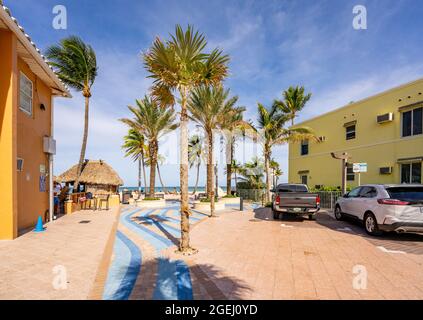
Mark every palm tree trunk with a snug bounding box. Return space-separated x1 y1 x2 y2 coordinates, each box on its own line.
192 162 200 195
141 151 147 195
179 87 191 252
138 157 142 193
207 130 215 217
149 141 157 197
73 95 90 192
226 136 233 195
265 146 271 203
157 164 167 193
235 171 238 192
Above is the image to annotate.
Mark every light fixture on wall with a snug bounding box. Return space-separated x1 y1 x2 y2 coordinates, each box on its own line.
40 103 46 111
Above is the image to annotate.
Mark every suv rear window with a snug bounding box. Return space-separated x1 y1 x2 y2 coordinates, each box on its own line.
278 185 308 192
386 187 423 202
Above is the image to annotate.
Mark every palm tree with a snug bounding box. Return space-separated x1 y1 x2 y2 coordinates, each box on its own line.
143 25 229 253
274 86 312 126
187 86 237 217
122 129 148 194
188 135 204 195
156 154 167 194
231 160 242 192
220 107 254 195
46 36 98 191
269 158 281 189
120 96 177 196
257 103 317 202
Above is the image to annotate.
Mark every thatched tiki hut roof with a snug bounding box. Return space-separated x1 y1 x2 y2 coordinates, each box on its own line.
57 160 123 193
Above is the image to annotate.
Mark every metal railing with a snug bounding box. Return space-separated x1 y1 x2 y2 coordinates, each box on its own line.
316 191 343 210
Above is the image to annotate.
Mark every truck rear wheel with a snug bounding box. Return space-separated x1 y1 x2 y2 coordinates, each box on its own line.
308 214 315 221
273 210 280 220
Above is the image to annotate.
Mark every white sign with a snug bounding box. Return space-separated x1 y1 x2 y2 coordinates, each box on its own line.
353 163 367 173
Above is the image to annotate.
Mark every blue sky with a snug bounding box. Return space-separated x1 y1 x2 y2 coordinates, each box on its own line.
6 0 423 187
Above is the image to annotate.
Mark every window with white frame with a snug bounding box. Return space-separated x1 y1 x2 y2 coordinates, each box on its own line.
19 72 33 116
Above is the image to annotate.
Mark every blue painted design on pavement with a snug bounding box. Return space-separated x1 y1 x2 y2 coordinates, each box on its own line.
176 260 193 300
103 230 141 300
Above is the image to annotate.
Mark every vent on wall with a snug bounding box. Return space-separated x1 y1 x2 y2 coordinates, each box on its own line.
377 113 394 124
380 167 393 175
318 136 326 142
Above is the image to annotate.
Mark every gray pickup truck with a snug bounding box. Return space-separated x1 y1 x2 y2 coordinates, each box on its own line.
272 184 320 220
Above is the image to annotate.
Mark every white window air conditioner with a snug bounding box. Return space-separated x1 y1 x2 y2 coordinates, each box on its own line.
43 136 56 155
377 113 394 124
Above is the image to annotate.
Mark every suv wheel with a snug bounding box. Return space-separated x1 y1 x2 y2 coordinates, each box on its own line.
364 212 382 236
334 206 344 221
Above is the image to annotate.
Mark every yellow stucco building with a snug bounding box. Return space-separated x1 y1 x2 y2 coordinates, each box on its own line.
0 5 69 239
289 78 423 189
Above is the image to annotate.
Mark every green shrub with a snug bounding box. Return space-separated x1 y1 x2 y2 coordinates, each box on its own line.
223 194 238 198
264 202 273 208
200 197 219 203
143 197 161 201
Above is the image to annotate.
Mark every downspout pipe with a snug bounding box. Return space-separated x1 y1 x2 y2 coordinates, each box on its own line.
49 95 54 222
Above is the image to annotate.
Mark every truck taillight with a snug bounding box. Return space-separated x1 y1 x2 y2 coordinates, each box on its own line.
275 195 280 205
377 198 410 205
316 195 320 206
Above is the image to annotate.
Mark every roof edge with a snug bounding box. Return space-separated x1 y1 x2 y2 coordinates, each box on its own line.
292 76 423 127
0 5 71 98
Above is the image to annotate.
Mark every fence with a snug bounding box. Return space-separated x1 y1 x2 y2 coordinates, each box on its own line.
316 191 343 210
237 189 266 202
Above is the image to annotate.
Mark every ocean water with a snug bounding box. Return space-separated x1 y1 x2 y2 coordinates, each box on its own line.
119 186 228 193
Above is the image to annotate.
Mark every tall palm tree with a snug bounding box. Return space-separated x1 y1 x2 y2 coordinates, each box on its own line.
46 36 98 191
188 135 204 195
257 103 317 202
231 160 242 192
122 129 148 194
274 86 312 126
269 158 281 189
156 154 167 194
220 107 254 195
187 86 237 217
120 96 177 196
143 25 229 253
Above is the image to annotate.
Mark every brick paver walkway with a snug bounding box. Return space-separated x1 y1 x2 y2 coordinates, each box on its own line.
0 207 120 299
185 208 423 300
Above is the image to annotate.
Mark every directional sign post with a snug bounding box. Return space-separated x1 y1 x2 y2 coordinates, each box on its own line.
353 163 367 186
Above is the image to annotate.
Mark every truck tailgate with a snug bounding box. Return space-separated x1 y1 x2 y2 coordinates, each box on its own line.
278 193 318 208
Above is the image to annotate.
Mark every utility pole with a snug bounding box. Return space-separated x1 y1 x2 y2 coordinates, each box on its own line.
331 152 350 195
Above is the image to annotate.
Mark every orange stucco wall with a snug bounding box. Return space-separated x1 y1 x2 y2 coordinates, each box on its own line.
0 29 18 239
0 29 53 239
17 58 52 232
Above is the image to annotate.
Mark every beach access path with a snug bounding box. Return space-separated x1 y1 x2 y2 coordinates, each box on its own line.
0 206 120 299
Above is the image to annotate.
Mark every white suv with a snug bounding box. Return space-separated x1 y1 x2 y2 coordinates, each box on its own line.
335 184 423 236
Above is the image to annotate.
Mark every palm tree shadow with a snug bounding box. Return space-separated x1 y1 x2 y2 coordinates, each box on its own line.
253 207 305 222
133 215 180 246
128 258 252 300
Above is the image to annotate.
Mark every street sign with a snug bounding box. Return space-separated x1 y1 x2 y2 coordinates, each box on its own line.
353 163 367 173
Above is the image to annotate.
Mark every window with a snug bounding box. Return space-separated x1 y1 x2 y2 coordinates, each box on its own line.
386 187 423 201
300 140 309 156
360 186 377 198
402 107 423 137
347 164 355 181
19 72 33 116
401 162 422 184
347 187 362 198
346 125 356 140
